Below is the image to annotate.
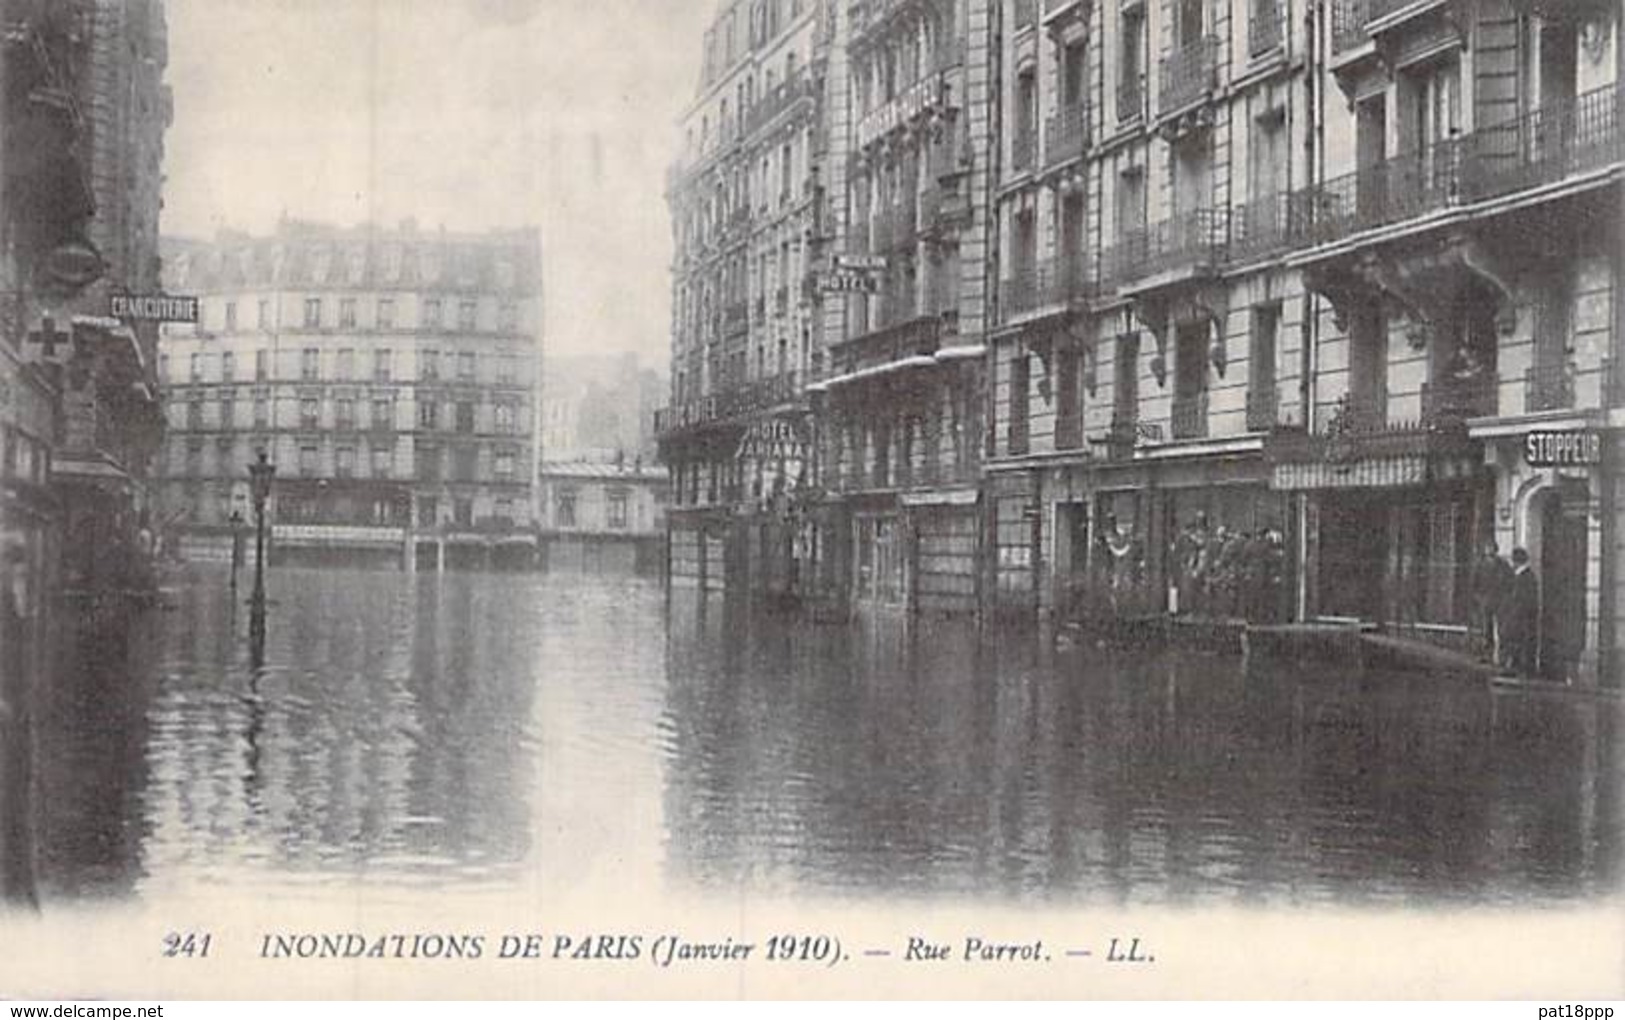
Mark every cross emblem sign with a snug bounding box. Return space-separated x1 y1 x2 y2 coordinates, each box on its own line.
28 315 72 360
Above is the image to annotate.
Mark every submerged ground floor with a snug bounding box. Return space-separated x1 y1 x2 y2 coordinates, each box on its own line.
664 426 1623 687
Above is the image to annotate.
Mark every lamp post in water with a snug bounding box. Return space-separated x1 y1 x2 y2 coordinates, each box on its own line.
247 451 276 661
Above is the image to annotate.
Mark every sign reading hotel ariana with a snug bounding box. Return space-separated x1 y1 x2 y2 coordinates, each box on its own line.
111 292 200 323
1524 429 1602 467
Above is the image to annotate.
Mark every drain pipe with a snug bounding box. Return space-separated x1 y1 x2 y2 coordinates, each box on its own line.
1293 0 1325 624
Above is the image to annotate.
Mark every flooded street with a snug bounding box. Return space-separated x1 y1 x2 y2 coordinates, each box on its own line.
28 567 1623 911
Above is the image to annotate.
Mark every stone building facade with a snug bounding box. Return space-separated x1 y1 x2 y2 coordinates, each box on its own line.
156 221 543 571
659 0 1623 684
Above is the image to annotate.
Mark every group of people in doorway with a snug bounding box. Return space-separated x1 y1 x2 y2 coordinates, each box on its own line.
1473 541 1543 678
1169 513 1289 624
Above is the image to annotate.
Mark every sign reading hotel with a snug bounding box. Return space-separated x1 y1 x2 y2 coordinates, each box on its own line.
1525 429 1602 467
110 293 200 323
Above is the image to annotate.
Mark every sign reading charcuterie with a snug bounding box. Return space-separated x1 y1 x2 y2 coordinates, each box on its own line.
111 293 200 323
1524 429 1602 466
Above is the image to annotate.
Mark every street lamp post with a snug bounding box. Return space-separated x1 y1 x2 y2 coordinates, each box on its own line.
247 452 276 659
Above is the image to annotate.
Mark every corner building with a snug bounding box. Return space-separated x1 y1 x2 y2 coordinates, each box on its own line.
157 221 542 570
660 0 828 600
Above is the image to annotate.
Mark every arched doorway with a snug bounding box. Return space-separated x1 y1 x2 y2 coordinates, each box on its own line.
1527 482 1588 681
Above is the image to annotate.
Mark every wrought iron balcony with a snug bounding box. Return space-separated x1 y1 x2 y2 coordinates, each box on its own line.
653 371 805 437
744 74 816 137
1099 209 1227 290
1246 385 1280 432
1329 0 1373 53
1171 391 1209 440
1283 84 1622 249
1044 104 1090 168
1230 192 1292 262
1525 361 1575 414
999 257 1094 323
1158 35 1218 116
828 311 956 379
1249 0 1285 58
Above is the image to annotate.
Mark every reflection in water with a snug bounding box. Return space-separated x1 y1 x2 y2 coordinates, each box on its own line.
17 569 1623 908
661 595 1620 906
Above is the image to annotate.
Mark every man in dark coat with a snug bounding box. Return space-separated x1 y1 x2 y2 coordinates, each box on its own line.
1502 547 1540 677
1471 541 1512 663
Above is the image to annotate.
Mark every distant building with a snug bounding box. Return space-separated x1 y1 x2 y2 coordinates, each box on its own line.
156 219 543 570
540 352 663 464
536 460 667 574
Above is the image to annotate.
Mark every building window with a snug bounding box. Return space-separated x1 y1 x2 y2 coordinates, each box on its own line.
457 351 476 381
303 297 322 328
300 396 320 429
1248 303 1281 431
258 299 270 331
190 352 203 381
496 355 517 385
418 495 438 527
336 347 354 380
158 353 170 383
453 498 474 528
221 351 235 383
186 440 204 476
416 444 440 482
371 396 394 431
453 445 478 482
458 300 477 331
335 445 355 478
494 402 516 435
339 298 357 328
298 443 319 477
187 394 204 430
224 301 237 332
422 298 442 329
335 397 356 430
455 401 476 433
494 498 513 524
220 394 236 430
370 444 392 477
1007 351 1030 455
255 348 269 380
301 347 320 381
421 348 439 380
499 302 518 332
254 394 269 428
556 488 577 528
377 298 395 330
418 399 438 429
373 349 392 381
494 450 515 479
607 491 628 530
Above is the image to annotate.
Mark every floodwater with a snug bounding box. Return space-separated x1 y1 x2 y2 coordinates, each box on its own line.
21 567 1624 909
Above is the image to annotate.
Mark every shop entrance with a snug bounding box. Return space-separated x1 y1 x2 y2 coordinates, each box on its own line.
1531 483 1588 681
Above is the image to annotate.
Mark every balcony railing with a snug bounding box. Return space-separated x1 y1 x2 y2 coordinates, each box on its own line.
1158 35 1218 116
1284 85 1622 249
1330 0 1373 53
744 74 816 137
999 257 1094 323
829 311 955 378
1421 372 1497 423
1117 77 1145 123
1044 104 1089 168
1230 192 1291 262
1246 384 1280 432
654 371 805 436
1171 391 1209 439
1099 209 1227 289
1525 361 1575 413
1249 0 1285 58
